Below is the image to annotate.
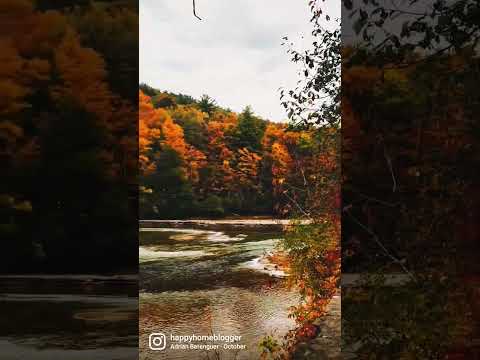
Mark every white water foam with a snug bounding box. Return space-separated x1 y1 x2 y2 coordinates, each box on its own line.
238 256 287 278
139 247 211 261
141 227 248 243
206 232 248 242
140 228 215 234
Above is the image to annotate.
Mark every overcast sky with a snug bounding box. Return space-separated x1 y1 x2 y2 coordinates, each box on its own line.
140 0 340 122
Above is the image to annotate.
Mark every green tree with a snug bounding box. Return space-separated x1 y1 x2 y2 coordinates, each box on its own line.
170 107 208 151
142 147 196 219
197 94 217 116
152 93 177 109
231 106 266 152
139 83 160 97
198 195 224 218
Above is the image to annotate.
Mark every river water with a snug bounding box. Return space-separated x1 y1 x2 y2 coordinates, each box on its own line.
0 274 138 360
0 223 298 360
139 223 299 360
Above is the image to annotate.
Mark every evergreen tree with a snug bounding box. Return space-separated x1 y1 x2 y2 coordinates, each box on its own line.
232 106 266 152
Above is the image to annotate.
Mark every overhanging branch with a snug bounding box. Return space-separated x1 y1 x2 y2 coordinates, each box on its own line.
193 0 202 20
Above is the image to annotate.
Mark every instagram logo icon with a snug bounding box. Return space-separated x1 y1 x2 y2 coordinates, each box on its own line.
149 333 167 351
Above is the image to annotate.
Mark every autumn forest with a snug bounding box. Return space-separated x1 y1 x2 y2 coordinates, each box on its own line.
5 0 480 358
139 83 325 219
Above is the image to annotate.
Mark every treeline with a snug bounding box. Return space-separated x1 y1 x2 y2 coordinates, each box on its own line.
1 1 138 272
139 84 323 219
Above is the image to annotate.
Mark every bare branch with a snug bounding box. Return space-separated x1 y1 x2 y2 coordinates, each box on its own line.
383 145 397 193
345 208 416 282
283 190 312 219
193 0 202 20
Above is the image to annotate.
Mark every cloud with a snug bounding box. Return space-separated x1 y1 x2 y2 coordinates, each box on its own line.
140 0 340 121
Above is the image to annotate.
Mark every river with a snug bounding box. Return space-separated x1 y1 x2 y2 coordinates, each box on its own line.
0 221 298 360
139 221 299 360
0 274 138 360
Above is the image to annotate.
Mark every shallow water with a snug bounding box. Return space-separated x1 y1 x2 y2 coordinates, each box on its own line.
0 224 297 360
0 275 138 359
140 226 298 360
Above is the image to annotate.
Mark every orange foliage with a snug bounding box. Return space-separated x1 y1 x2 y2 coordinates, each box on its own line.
1 0 136 181
271 142 292 191
139 87 322 218
161 115 187 157
236 147 261 187
139 90 206 180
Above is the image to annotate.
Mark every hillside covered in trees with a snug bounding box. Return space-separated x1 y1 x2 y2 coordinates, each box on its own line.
1 1 138 272
139 84 323 219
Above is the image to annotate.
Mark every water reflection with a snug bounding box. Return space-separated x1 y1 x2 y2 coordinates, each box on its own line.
140 226 298 360
0 275 138 360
